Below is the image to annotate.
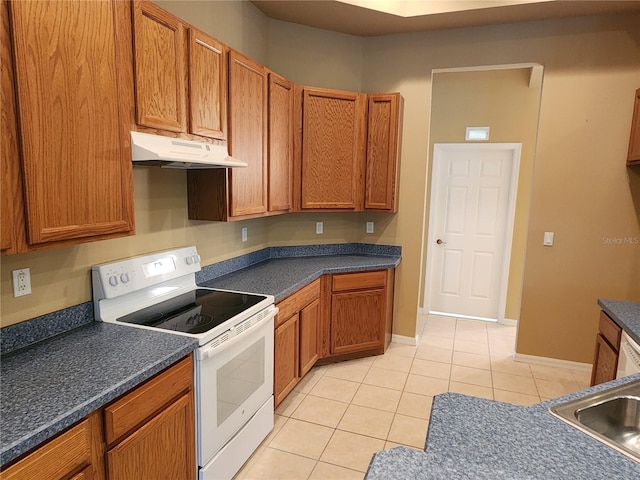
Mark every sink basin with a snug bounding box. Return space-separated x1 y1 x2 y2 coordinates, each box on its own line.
550 379 640 462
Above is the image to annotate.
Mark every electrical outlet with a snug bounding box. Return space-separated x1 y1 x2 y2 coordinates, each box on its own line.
366 221 374 234
241 227 248 242
316 222 323 234
12 268 32 297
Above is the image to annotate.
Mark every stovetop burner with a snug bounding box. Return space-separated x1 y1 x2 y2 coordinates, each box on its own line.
117 289 267 334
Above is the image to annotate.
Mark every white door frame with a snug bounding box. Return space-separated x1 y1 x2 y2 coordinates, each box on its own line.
423 143 521 324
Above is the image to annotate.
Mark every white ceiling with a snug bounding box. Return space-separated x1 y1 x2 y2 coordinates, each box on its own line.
250 0 640 37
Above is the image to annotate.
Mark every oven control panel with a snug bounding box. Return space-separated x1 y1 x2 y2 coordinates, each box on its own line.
92 246 201 300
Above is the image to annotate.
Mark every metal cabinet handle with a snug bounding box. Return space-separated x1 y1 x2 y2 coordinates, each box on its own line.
436 239 446 245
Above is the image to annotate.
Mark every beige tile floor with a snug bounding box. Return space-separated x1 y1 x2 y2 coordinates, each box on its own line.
234 314 591 479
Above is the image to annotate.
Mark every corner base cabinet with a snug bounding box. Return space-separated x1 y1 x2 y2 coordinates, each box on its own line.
324 270 395 358
590 311 622 386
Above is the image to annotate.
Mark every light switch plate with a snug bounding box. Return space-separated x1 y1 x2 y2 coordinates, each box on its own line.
316 222 323 234
543 231 554 246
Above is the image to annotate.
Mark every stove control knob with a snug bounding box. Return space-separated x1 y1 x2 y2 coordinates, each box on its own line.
194 255 201 264
108 275 118 287
120 273 130 284
186 256 194 265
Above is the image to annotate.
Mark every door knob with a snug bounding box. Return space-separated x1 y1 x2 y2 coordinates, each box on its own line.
436 239 446 245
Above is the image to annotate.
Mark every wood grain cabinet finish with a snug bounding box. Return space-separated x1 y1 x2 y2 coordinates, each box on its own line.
0 412 105 480
590 311 622 386
274 313 300 407
268 72 294 213
325 270 394 358
627 88 640 166
132 1 228 140
295 86 367 211
365 93 403 212
187 52 276 221
294 87 402 212
105 355 196 480
274 279 321 407
188 28 227 140
0 0 24 255
4 0 134 251
132 0 186 133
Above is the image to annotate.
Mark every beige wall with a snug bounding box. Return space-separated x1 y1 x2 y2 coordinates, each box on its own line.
1 2 639 365
427 68 542 321
359 14 640 361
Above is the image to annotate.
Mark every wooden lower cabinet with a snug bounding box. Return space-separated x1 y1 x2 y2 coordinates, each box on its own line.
0 412 104 480
590 311 622 386
325 269 394 358
274 279 321 408
0 356 195 480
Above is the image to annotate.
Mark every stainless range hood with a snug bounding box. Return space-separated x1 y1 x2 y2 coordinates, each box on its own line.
130 131 247 169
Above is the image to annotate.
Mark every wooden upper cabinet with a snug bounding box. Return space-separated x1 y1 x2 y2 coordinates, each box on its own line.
0 0 24 255
627 88 640 166
365 93 402 212
132 0 186 133
296 87 367 211
188 28 227 140
9 0 134 246
268 72 294 213
227 50 268 217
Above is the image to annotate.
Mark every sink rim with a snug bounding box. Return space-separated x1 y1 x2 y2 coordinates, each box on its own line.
549 379 640 463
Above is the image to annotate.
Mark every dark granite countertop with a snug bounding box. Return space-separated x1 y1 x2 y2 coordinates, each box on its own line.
0 322 198 466
598 299 640 344
366 371 640 478
200 254 401 301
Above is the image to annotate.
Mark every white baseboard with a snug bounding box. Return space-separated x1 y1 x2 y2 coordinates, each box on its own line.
418 307 426 315
391 334 419 346
513 352 592 372
498 317 518 327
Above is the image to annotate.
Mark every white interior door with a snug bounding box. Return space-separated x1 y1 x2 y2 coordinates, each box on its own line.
426 143 520 321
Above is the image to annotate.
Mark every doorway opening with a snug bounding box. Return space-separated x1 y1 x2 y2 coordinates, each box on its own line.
419 64 543 330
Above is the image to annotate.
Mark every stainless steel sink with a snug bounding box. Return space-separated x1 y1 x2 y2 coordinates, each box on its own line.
549 379 640 462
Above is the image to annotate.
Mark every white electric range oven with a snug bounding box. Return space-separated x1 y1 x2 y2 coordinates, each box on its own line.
92 246 277 480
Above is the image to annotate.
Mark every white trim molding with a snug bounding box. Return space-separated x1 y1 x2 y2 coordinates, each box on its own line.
391 334 419 346
499 317 518 327
513 352 592 372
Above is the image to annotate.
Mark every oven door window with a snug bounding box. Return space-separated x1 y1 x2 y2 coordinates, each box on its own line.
217 338 265 425
196 315 274 467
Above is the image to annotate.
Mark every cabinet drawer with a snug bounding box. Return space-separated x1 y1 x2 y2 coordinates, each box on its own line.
276 278 320 328
599 311 622 350
104 355 193 445
332 271 386 292
1 418 92 480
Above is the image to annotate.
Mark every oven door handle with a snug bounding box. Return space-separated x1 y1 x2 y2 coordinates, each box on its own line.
197 306 277 361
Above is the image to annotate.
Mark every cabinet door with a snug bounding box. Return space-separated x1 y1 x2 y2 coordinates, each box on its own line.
365 93 401 212
298 88 366 210
268 72 293 213
274 313 299 407
228 50 268 217
0 0 23 254
132 0 186 133
299 298 320 377
1 412 104 480
331 289 385 355
590 334 618 386
627 88 640 165
10 0 134 245
106 391 196 480
188 27 226 140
